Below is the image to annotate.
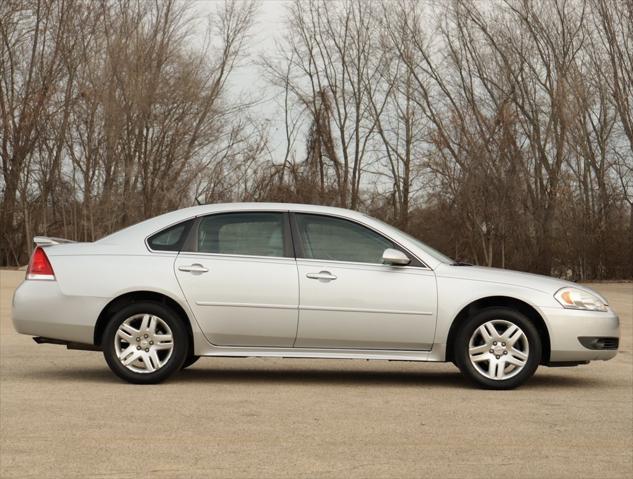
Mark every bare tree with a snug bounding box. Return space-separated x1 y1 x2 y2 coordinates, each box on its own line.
264 0 382 208
0 0 258 263
0 0 75 263
1 0 631 278
365 0 431 230
590 0 633 277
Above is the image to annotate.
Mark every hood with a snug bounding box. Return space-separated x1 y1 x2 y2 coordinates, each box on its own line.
435 264 602 298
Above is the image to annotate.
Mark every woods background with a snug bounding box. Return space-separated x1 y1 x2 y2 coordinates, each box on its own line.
1 0 632 279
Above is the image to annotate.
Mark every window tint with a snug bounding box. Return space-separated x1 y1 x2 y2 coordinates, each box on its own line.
197 213 285 257
147 220 192 252
295 214 395 264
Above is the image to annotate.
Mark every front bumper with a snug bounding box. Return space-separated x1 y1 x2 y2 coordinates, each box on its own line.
540 306 620 362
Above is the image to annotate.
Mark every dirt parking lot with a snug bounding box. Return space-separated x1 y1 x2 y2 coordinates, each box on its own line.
0 270 631 478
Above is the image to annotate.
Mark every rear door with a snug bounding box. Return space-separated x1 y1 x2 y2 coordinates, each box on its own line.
174 212 299 347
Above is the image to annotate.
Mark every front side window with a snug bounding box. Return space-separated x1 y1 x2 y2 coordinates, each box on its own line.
295 214 395 264
147 220 193 252
197 212 286 257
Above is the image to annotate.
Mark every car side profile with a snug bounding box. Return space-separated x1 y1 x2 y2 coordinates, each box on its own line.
12 203 620 389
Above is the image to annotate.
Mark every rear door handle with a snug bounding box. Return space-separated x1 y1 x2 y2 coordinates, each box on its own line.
178 264 209 273
306 271 337 281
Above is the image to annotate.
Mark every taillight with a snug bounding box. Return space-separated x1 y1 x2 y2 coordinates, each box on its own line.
26 247 55 280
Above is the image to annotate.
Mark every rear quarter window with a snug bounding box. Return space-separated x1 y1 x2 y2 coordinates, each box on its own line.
147 220 193 252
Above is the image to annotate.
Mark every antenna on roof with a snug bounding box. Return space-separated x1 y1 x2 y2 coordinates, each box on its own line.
194 196 202 206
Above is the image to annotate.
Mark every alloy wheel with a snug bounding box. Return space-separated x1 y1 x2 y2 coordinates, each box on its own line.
468 319 529 380
114 314 174 373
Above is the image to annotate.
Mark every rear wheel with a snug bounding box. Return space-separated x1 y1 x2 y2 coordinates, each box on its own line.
454 307 541 389
102 302 188 384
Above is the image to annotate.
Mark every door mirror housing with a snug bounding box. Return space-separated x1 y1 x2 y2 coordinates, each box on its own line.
382 248 410 266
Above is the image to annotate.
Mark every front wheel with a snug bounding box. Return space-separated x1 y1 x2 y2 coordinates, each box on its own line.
454 307 541 390
181 354 200 370
102 302 189 384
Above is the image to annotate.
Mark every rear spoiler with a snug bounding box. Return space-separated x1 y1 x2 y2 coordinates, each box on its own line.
33 236 76 247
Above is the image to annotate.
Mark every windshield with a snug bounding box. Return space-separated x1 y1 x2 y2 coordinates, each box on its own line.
367 216 454 264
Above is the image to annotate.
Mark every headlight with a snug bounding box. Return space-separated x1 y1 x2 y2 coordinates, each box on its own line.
554 287 608 312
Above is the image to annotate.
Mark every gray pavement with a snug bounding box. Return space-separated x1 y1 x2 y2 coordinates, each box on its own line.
1 271 631 478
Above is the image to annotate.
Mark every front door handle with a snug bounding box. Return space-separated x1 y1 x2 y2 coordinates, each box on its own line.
306 271 337 281
178 264 209 273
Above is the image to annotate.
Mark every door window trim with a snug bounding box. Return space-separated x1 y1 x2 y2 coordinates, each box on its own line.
289 212 428 269
145 209 431 269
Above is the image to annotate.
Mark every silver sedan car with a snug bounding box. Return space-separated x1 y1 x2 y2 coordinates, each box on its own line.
12 203 619 388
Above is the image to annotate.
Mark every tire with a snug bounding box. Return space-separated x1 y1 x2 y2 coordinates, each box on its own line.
181 354 200 370
102 301 189 384
454 307 541 390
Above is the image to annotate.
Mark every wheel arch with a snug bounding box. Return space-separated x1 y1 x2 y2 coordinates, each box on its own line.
445 296 551 363
94 290 194 349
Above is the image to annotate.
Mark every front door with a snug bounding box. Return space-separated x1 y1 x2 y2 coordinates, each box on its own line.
292 214 437 350
175 212 299 347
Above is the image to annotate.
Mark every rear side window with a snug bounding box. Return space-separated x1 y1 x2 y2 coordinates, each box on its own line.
196 212 286 257
147 220 193 252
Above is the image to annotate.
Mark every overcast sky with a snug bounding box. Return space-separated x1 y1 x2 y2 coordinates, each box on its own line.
193 0 293 160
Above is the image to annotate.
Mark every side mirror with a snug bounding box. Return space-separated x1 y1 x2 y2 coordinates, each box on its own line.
382 248 410 266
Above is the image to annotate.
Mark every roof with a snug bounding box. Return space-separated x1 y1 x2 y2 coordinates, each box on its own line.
89 202 443 268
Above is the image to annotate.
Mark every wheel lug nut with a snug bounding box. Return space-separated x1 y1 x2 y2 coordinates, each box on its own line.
149 341 154 345
496 355 500 359
489 349 494 353
144 334 148 339
502 342 506 346
145 348 149 352
136 346 141 350
136 337 140 342
503 351 508 355
493 341 497 345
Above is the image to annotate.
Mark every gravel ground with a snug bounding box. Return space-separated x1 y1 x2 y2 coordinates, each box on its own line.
1 270 631 478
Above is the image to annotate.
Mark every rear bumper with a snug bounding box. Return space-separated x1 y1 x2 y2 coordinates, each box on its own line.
33 336 101 351
12 279 106 345
541 307 620 362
